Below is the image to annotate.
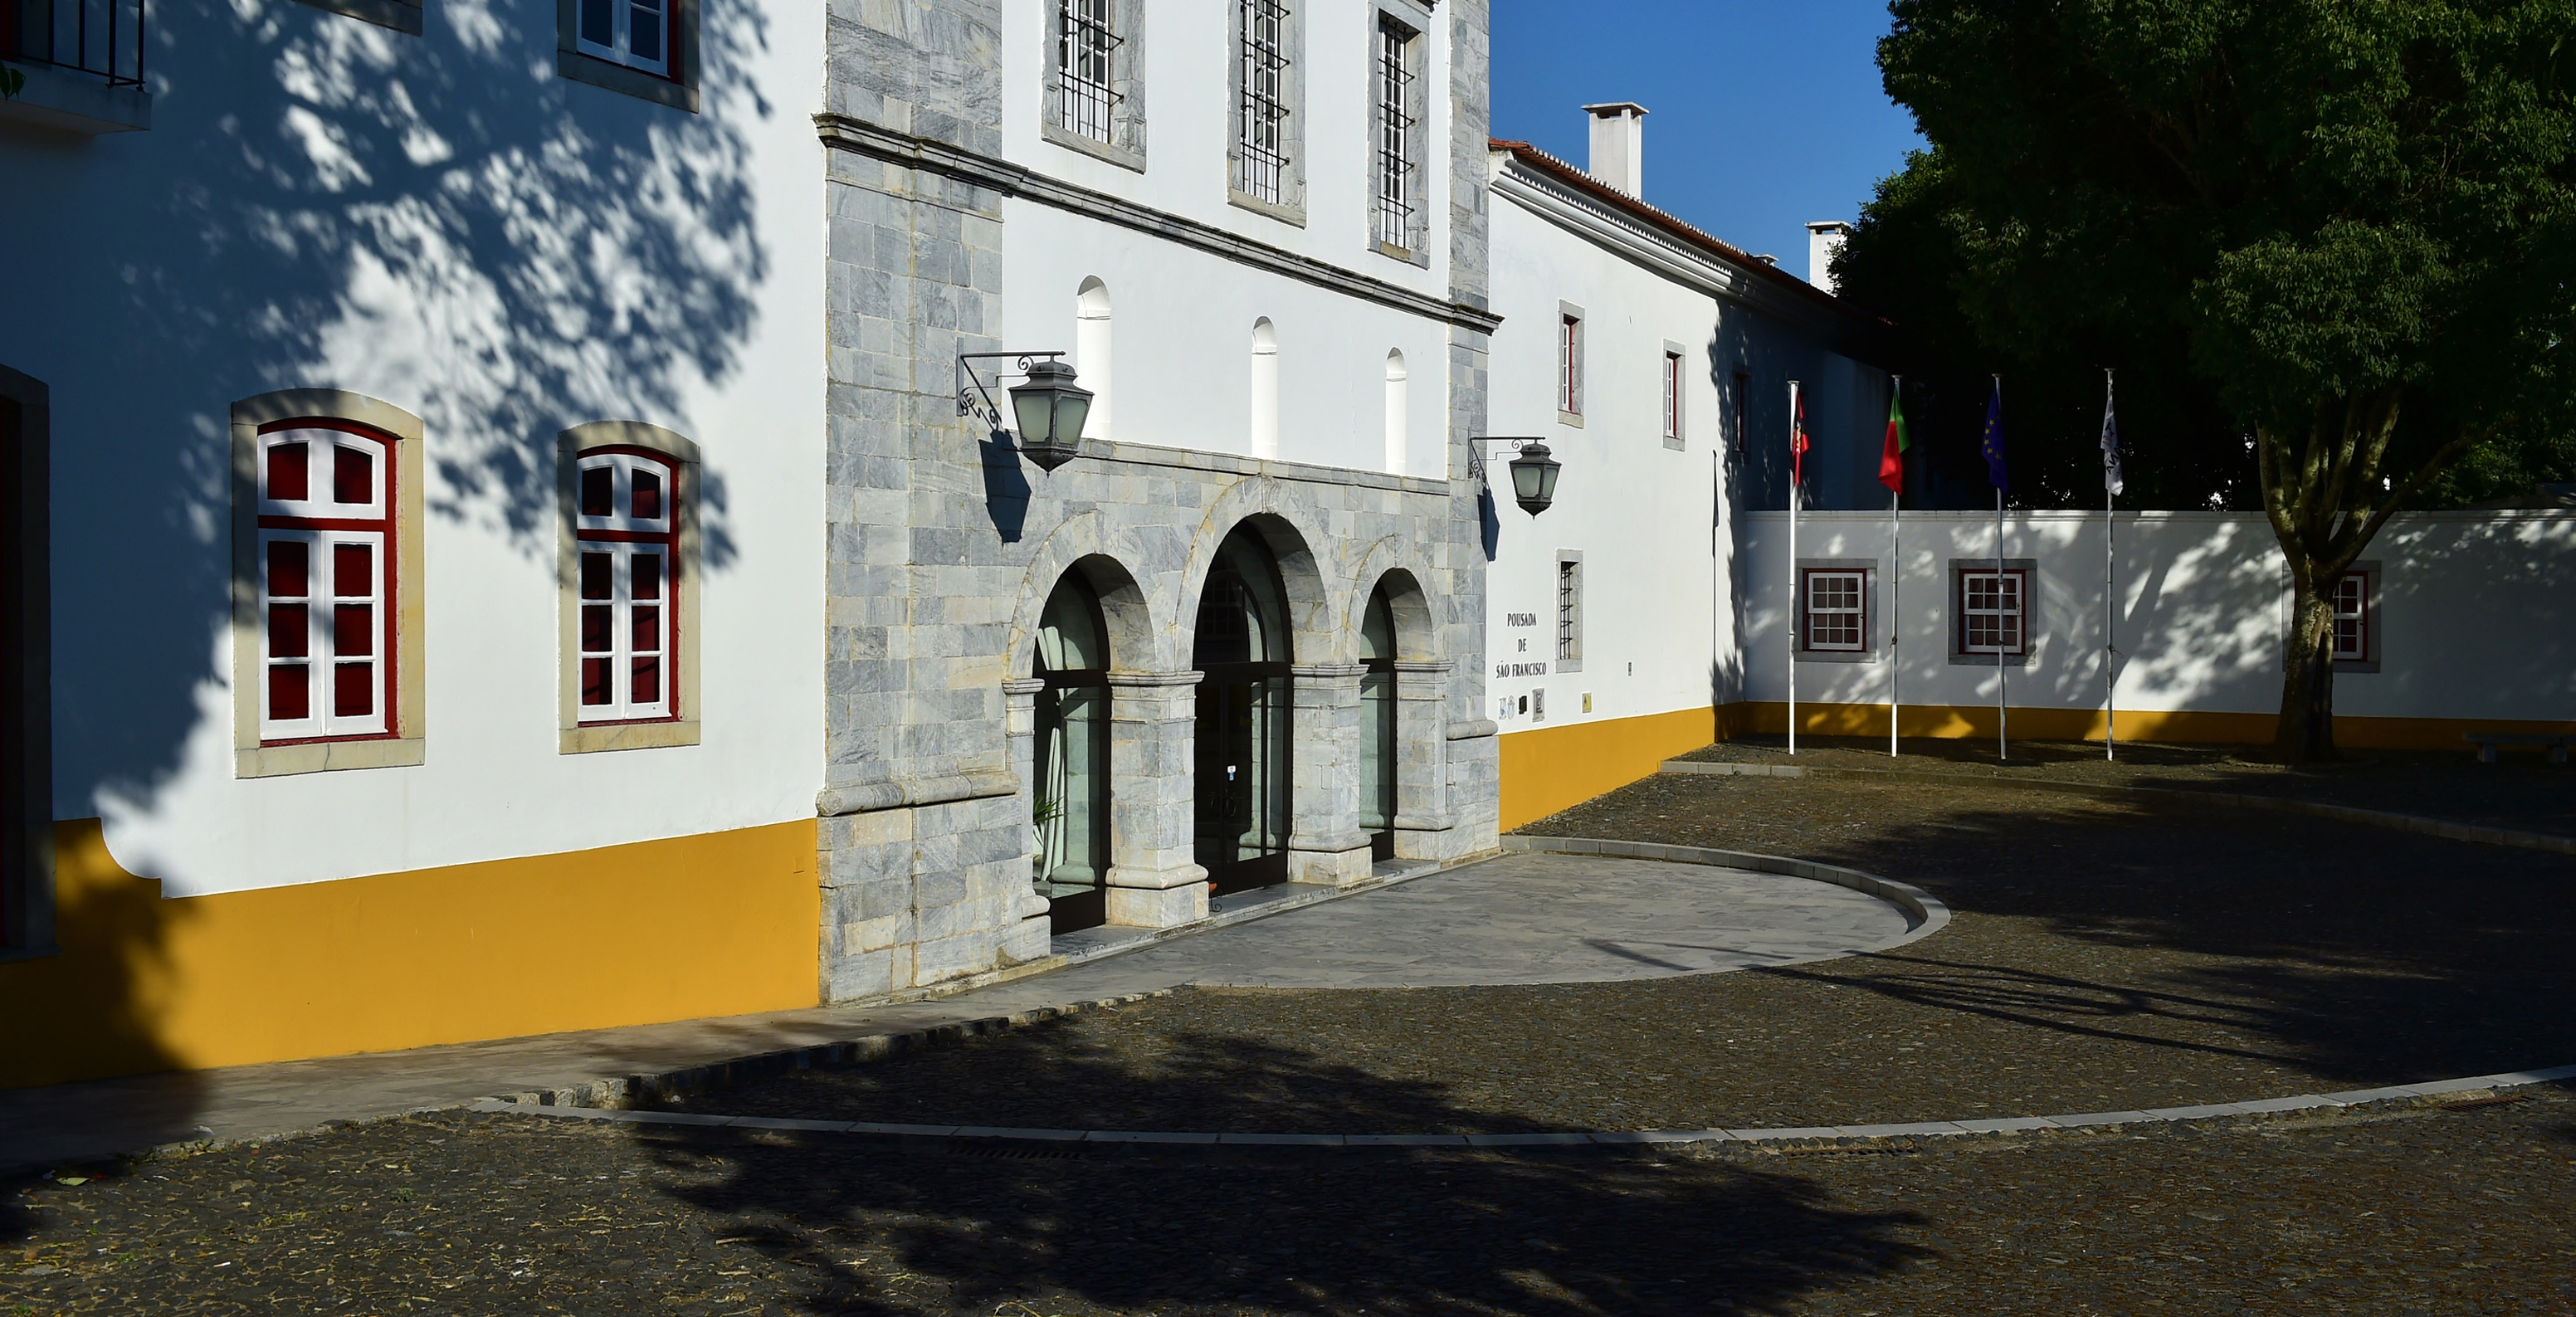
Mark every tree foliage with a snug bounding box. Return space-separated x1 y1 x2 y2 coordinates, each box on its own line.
1855 0 2576 757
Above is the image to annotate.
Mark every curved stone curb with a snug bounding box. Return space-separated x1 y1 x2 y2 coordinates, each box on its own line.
1656 758 2576 856
469 1063 2576 1149
481 991 1180 1112
1497 834 1950 952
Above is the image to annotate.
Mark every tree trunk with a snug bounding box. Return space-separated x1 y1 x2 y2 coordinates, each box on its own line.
2274 570 2339 761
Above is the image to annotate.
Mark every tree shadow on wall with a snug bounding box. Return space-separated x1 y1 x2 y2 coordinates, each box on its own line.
640 1030 1932 1315
5 0 771 821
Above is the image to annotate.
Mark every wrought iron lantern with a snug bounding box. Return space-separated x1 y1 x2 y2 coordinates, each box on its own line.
959 352 1094 471
1470 437 1564 515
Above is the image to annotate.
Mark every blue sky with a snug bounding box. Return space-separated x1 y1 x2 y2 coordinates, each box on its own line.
1490 1 1925 276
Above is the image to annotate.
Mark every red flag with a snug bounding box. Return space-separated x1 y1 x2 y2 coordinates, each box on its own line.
1880 386 1910 493
1791 392 1810 488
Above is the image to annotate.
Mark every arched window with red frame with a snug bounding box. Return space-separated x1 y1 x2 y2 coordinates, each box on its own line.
256 419 398 744
573 447 680 724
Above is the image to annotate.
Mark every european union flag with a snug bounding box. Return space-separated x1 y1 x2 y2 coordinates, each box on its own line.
1981 379 2009 491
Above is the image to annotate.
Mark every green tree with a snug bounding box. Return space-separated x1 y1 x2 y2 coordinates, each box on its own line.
1871 0 2576 759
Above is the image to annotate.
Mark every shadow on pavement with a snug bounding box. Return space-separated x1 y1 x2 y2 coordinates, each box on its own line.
1539 771 2576 1095
639 1041 1930 1317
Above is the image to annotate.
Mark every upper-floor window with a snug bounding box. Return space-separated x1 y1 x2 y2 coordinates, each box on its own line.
1558 307 1585 421
1371 15 1419 251
559 0 699 111
1662 349 1685 443
577 0 672 78
256 423 397 744
1055 0 1118 144
1730 370 1749 456
1236 0 1292 204
574 451 680 724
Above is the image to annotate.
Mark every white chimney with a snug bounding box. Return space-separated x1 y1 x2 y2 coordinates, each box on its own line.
1583 102 1649 198
1807 222 1852 294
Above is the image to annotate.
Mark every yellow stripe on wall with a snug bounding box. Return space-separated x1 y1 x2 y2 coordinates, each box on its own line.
1721 701 2576 750
1499 707 1717 832
1 819 820 1090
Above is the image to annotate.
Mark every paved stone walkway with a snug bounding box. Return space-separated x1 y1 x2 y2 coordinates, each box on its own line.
0 851 1917 1169
1063 853 1915 988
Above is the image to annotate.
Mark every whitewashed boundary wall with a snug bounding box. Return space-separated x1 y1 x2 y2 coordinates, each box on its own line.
1740 510 2576 731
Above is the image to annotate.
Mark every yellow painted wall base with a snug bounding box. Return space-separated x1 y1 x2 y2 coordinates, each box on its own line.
0 820 820 1090
1499 707 1716 832
1721 702 2576 752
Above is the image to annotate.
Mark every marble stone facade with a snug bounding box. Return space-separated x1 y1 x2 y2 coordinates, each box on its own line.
813 0 1500 1002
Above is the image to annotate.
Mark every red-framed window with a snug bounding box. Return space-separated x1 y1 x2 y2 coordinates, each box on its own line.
575 448 680 724
1661 350 1685 441
1958 568 2028 656
1801 568 1866 652
1730 370 1749 456
257 420 398 744
2330 571 2369 663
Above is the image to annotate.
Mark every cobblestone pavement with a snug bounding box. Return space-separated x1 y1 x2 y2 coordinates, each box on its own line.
1677 734 2576 837
4 1091 2570 1315
8 773 2573 1314
665 774 2573 1134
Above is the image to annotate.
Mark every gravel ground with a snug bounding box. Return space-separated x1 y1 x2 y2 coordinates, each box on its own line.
5 1091 2570 1316
1676 734 2576 837
660 774 2574 1134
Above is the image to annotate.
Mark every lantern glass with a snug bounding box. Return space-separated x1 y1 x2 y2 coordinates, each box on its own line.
1051 388 1093 445
1012 383 1059 443
1007 359 1093 449
1505 441 1560 515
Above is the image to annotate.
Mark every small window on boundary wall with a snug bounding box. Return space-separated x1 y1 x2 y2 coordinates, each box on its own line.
232 390 428 779
1948 560 2034 666
1 368 54 958
559 0 700 111
559 422 703 754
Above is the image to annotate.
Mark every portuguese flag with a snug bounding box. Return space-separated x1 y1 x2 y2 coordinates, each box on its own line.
1878 383 1910 493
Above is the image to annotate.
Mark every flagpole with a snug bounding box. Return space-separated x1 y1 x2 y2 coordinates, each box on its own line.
1888 374 1902 759
1787 378 1800 757
2103 368 2118 762
1993 374 2007 763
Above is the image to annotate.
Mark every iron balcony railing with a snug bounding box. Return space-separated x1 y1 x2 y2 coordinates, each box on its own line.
2 0 146 90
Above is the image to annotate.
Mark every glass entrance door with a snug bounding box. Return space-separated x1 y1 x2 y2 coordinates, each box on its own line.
1193 529 1293 895
1034 577 1110 934
1358 586 1398 862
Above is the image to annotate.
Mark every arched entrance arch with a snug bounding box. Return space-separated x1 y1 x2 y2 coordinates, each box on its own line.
1193 524 1293 894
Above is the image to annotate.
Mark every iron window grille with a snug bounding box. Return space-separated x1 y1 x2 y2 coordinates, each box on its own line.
1959 568 2028 656
1235 0 1292 203
1372 18 1417 248
2330 571 2369 663
1802 568 1867 652
1556 559 1583 662
1663 351 1685 441
1054 0 1121 144
1558 315 1583 415
2 0 145 88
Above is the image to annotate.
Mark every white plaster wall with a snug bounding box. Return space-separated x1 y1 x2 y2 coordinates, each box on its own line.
1742 510 2576 723
1002 207 1448 474
0 0 828 895
998 0 1451 303
1481 180 1726 732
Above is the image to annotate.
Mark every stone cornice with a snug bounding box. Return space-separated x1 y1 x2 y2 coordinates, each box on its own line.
817 113 1505 335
